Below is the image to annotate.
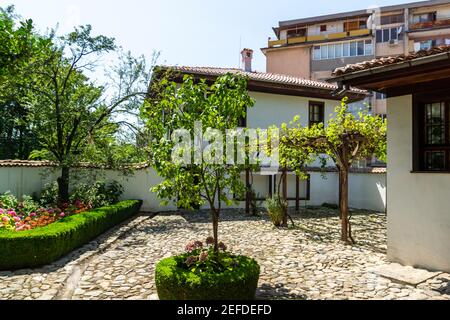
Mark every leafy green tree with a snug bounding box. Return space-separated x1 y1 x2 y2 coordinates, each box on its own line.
143 73 254 252
23 25 152 202
282 98 386 243
0 6 49 159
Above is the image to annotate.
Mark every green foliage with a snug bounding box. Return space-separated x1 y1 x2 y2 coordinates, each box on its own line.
0 200 142 270
39 182 59 206
70 181 124 208
281 98 387 171
144 73 254 211
155 255 260 300
0 191 18 209
264 195 287 227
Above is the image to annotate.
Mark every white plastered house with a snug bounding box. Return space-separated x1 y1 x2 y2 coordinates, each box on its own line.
330 45 450 272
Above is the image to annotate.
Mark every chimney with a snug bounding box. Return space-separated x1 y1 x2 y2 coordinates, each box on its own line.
241 48 253 72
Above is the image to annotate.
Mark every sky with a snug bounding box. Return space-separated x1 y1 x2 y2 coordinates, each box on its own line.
2 0 417 73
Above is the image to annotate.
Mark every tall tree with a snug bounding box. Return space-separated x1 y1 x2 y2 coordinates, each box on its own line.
144 73 254 252
24 25 152 202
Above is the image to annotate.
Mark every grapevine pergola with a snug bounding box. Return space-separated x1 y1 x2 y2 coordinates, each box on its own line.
280 100 386 244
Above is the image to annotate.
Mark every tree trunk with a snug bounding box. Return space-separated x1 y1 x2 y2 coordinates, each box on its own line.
212 209 219 253
57 166 70 204
339 168 350 243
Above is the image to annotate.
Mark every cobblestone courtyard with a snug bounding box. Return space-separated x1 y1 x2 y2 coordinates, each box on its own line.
1 208 449 300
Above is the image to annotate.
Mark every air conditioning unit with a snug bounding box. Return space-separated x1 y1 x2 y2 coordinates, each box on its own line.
388 39 399 46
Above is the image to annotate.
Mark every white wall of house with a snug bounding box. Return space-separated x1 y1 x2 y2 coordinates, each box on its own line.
387 95 450 272
247 91 338 128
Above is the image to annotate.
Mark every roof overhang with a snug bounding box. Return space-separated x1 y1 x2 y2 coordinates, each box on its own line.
328 51 450 96
152 66 366 103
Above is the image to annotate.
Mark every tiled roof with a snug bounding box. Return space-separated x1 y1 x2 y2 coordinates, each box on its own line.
160 66 366 94
333 45 450 76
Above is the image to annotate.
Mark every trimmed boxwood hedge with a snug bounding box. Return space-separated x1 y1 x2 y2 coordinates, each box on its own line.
0 200 142 270
155 255 260 300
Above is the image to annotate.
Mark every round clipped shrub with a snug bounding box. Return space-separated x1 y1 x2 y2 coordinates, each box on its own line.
155 255 260 300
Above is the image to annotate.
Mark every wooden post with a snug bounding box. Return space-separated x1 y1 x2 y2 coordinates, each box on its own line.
269 176 273 198
245 169 250 214
282 168 288 226
295 175 300 212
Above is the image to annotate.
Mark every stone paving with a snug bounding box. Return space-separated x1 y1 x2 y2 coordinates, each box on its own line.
1 207 449 300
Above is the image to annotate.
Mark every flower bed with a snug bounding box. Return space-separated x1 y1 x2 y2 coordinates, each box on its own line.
0 200 142 270
155 238 260 300
0 192 91 232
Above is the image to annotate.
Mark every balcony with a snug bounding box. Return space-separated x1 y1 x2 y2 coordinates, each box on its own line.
348 29 371 37
287 36 307 45
267 29 372 48
268 39 287 47
409 18 450 31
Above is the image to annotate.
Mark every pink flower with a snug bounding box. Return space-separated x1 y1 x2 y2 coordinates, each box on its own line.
59 212 65 218
13 216 21 222
185 255 198 267
199 251 208 263
2 216 9 222
0 208 4 214
218 242 227 251
8 210 16 217
30 212 37 217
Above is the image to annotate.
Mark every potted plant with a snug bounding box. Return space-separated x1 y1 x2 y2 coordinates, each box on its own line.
155 237 260 300
264 195 287 227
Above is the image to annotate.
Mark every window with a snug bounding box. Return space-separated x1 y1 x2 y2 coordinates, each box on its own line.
365 40 373 55
357 41 364 56
412 12 436 24
375 92 386 100
312 40 373 60
343 42 350 57
335 43 343 58
414 94 450 172
328 44 335 59
320 25 327 32
309 101 325 127
321 45 328 59
390 28 398 40
350 41 357 56
313 46 321 60
415 40 438 51
381 14 405 25
376 30 383 43
376 26 404 43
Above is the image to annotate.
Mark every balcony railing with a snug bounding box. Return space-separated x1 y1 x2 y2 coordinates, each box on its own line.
409 18 450 31
268 29 371 48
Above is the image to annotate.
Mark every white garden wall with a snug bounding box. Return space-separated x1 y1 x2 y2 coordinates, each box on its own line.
0 165 386 213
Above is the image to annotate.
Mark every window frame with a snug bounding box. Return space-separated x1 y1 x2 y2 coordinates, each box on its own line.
413 92 450 172
309 101 325 127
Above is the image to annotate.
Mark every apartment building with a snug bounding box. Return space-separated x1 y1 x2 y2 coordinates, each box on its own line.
262 0 450 116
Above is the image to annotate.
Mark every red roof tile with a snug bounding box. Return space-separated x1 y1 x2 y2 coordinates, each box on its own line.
333 45 450 76
160 66 366 95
